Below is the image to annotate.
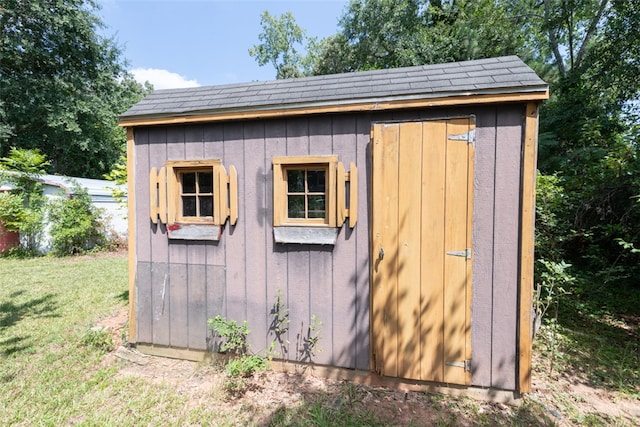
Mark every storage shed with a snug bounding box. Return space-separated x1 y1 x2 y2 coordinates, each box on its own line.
120 56 548 394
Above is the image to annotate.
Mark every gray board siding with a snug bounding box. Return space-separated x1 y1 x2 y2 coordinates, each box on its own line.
122 56 546 121
134 105 525 387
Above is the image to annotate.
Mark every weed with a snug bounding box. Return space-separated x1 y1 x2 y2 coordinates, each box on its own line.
208 315 249 354
225 354 269 378
81 327 113 353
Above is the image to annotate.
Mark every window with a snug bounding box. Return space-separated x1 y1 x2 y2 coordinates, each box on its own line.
285 166 328 221
177 169 214 219
272 155 358 236
167 160 221 224
273 156 337 227
150 160 238 240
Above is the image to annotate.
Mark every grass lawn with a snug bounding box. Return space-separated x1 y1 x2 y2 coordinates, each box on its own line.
0 254 230 425
1 253 637 426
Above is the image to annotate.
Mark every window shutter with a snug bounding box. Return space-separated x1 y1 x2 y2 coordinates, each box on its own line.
149 166 167 224
228 165 238 225
337 162 346 225
216 164 227 225
336 162 358 228
215 164 238 226
348 162 358 228
273 161 284 227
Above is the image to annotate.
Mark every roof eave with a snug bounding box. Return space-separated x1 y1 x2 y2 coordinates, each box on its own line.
119 85 549 128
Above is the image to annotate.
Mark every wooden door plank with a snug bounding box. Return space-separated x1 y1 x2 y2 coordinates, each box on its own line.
397 122 423 379
420 120 447 383
464 118 476 386
381 123 400 378
443 118 472 385
371 123 384 373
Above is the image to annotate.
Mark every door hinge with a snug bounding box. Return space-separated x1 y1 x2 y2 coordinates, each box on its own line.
448 129 475 144
446 248 472 259
446 359 471 372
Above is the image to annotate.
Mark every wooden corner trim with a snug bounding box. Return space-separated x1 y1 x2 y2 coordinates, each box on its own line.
126 127 137 343
518 102 539 393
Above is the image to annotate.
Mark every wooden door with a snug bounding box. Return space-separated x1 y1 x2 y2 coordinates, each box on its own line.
371 118 475 385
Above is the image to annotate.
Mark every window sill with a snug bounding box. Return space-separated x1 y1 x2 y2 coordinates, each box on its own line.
273 226 339 245
167 223 222 241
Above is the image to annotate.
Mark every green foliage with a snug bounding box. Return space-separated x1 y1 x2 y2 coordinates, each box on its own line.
208 314 270 397
103 153 128 208
249 11 313 79
0 0 150 178
533 259 574 337
310 0 531 75
47 184 107 255
0 192 24 232
81 327 114 353
207 315 250 355
0 148 50 251
225 354 269 378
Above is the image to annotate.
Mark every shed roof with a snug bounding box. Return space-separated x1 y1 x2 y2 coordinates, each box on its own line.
121 56 548 127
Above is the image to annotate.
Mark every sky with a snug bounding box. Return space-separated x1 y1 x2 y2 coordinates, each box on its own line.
97 0 349 90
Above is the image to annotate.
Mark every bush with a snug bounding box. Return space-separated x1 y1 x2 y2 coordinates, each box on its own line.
0 191 25 231
47 185 107 255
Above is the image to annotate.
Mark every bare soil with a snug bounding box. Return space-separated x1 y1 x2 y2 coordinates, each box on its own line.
97 308 640 426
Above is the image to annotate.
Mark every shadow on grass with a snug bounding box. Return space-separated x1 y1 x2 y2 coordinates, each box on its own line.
115 290 129 302
0 292 59 355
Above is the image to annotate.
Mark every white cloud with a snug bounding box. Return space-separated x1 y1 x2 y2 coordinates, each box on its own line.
131 68 200 90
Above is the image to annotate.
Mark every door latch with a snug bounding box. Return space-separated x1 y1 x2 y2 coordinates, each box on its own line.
378 247 385 261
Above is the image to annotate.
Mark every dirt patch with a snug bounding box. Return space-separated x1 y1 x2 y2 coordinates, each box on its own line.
96 308 639 426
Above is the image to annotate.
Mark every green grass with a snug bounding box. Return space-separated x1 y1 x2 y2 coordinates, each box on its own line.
0 254 229 426
2 254 635 426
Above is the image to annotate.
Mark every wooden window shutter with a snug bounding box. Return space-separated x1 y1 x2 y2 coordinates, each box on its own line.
336 162 358 228
149 166 167 224
216 164 238 226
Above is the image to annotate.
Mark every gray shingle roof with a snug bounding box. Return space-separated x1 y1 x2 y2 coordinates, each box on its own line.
121 56 547 122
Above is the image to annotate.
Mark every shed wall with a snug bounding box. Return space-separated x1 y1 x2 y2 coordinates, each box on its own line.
133 105 525 387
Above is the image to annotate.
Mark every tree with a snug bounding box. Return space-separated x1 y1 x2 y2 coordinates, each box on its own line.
311 0 533 75
0 0 149 178
249 11 312 79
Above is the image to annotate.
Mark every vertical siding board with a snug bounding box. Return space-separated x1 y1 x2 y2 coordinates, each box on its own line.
285 117 312 362
203 124 226 269
491 107 523 390
223 122 246 323
136 262 153 343
308 117 334 366
184 126 207 349
243 122 268 354
164 127 188 349
147 127 171 346
470 109 497 387
188 261 207 349
264 121 289 357
330 115 358 368
135 129 152 264
355 114 371 370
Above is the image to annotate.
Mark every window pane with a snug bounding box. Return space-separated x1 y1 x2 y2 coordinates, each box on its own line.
307 170 325 193
199 196 213 217
198 172 213 193
182 196 196 216
287 170 305 193
287 195 305 218
181 172 196 194
308 195 326 218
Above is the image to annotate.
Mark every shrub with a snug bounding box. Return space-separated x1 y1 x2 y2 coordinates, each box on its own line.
47 184 107 255
0 191 25 231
